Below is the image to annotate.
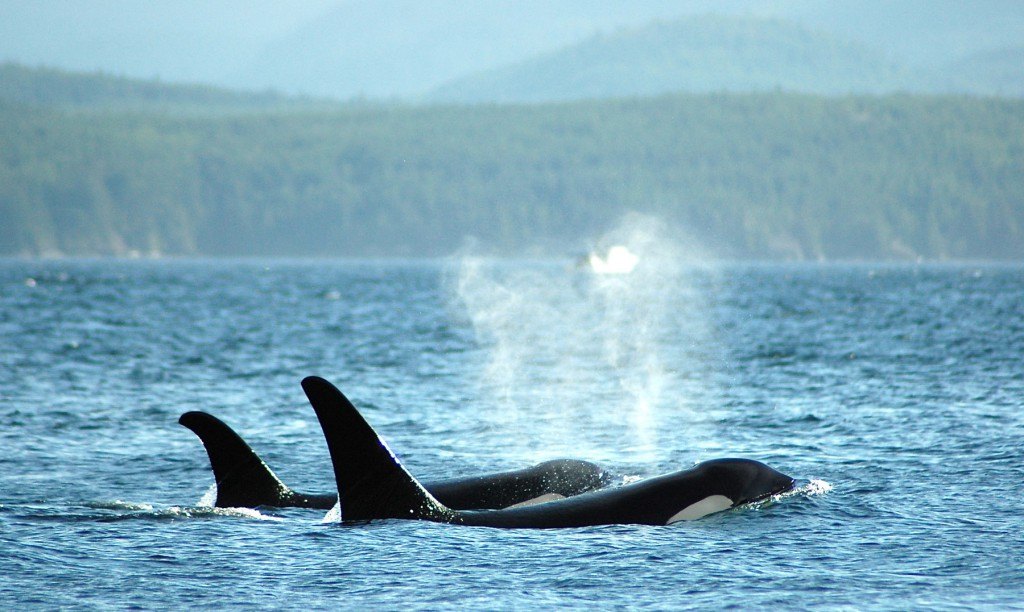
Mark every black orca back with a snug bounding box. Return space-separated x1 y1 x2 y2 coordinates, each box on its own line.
180 409 606 511
428 459 610 509
302 376 796 528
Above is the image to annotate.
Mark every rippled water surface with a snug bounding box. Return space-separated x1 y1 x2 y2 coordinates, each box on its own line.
1 258 1021 608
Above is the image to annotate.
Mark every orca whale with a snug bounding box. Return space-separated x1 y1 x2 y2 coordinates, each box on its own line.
179 411 609 510
302 376 797 528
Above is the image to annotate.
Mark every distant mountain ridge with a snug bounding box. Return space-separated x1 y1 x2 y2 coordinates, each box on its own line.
936 47 1024 98
0 63 338 113
228 0 689 98
2 1 1022 100
430 15 914 103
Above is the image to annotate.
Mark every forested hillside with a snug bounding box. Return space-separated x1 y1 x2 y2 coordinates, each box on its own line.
0 63 334 113
2 94 1022 259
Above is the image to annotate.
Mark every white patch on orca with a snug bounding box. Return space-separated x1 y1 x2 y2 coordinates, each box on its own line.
666 495 733 523
506 493 566 509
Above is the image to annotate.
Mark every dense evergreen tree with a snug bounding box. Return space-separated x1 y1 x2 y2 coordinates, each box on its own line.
0 62 336 113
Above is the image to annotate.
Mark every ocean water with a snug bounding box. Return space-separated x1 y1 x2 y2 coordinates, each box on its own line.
1 257 1021 609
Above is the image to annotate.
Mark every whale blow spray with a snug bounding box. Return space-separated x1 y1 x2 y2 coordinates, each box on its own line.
451 214 716 464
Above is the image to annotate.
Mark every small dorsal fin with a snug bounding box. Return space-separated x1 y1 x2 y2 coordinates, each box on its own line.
178 411 294 508
301 376 454 523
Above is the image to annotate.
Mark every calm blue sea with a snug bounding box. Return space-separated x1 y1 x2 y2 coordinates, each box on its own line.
1 258 1021 609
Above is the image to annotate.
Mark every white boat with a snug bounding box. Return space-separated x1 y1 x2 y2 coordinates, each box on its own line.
588 245 639 274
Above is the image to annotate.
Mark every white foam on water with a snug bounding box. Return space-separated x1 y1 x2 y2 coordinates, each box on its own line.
87 500 155 511
211 507 285 522
772 479 834 503
803 479 834 496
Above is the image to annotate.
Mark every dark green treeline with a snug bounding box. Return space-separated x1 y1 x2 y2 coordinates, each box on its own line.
2 94 1022 259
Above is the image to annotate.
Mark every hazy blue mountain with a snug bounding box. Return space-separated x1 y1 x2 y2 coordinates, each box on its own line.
430 15 913 103
779 0 1024 67
932 47 1024 97
1 1 1021 99
0 63 338 113
0 1 336 85
208 0 1024 99
228 0 691 98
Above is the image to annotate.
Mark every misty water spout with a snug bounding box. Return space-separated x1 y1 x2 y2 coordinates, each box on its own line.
449 215 715 463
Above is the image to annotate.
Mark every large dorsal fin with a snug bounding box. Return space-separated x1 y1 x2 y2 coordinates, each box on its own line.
301 376 453 523
178 411 295 508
